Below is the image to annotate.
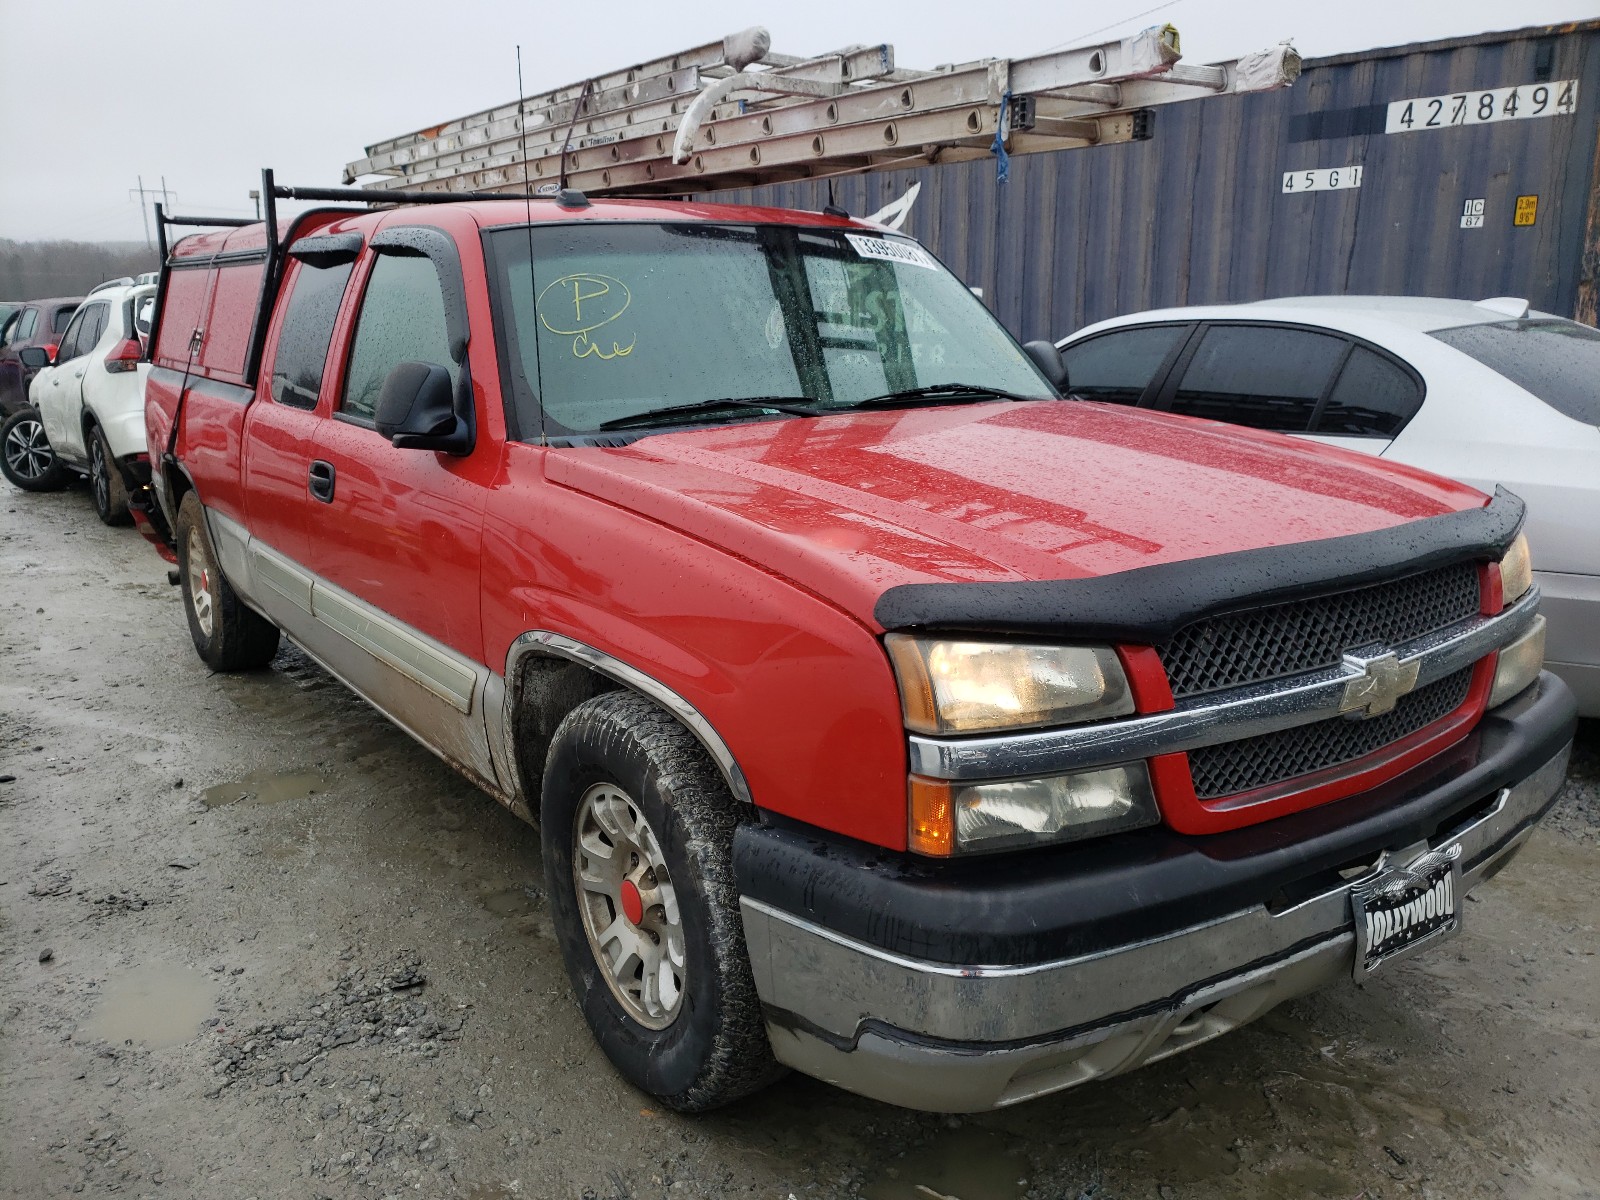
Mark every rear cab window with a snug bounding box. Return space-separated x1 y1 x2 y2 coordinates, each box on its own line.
1060 324 1190 404
270 259 356 409
1430 318 1600 425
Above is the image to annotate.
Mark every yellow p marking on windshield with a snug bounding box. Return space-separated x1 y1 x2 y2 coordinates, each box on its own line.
567 276 610 323
537 273 636 361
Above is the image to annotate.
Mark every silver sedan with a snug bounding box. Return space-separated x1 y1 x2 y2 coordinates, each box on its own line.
1056 296 1600 715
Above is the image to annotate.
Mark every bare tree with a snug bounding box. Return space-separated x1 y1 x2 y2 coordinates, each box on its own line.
0 240 160 300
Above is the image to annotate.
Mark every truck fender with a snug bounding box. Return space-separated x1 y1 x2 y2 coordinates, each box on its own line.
499 630 753 816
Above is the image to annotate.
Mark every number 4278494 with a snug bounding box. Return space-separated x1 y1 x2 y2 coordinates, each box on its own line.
1386 80 1579 135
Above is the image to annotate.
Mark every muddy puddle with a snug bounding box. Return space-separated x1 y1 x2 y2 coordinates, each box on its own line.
859 1127 1029 1200
479 886 540 918
200 769 328 809
84 964 216 1049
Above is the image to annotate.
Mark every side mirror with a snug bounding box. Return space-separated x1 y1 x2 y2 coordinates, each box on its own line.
374 361 470 454
1022 340 1069 393
19 346 50 370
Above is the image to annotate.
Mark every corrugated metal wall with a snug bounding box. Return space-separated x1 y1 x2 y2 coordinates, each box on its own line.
704 21 1600 342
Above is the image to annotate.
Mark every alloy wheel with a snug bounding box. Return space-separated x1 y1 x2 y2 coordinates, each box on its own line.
3 417 53 481
573 781 686 1029
186 528 215 638
90 435 109 514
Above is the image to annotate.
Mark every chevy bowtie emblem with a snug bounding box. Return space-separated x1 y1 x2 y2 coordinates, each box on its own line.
1339 651 1421 718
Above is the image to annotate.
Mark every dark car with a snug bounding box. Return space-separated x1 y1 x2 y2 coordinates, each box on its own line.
0 297 82 416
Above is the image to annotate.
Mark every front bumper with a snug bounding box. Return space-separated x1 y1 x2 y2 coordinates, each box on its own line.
736 674 1576 1111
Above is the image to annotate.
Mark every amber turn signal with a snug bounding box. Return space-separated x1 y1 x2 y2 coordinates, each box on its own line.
909 776 956 856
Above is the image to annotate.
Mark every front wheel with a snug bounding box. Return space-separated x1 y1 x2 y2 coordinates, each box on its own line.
1 407 69 492
173 490 280 671
89 424 131 525
541 690 783 1112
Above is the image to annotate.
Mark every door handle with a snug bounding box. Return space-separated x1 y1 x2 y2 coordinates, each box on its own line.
308 459 336 503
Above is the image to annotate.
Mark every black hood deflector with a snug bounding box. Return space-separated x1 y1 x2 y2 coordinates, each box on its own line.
873 487 1524 642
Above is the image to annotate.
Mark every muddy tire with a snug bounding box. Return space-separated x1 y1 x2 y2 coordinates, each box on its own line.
1 407 69 492
541 690 783 1112
88 424 131 526
174 491 280 671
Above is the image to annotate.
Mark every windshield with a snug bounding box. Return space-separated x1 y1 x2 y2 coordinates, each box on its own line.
487 222 1052 437
1430 318 1600 425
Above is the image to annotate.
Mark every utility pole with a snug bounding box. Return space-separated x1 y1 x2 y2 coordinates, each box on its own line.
131 176 152 249
129 177 176 251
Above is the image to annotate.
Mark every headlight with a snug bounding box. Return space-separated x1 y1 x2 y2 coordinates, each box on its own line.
1489 614 1545 708
885 635 1134 735
1499 533 1532 605
909 763 1160 855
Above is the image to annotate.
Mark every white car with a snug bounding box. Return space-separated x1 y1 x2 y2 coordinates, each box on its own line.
1056 296 1600 716
0 281 156 524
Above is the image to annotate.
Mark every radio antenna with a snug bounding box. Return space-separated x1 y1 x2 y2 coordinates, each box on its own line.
516 45 546 444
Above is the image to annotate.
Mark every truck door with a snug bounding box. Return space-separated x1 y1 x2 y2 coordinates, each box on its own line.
295 226 496 781
243 244 360 571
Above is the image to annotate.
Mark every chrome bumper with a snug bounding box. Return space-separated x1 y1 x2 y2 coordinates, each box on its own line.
741 744 1571 1112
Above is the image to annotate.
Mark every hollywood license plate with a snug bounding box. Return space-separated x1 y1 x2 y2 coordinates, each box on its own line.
1350 844 1463 979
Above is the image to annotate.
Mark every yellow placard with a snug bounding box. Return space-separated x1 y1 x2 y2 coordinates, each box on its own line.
1513 195 1538 226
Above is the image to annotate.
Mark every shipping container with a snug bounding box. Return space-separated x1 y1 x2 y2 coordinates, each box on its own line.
705 20 1600 339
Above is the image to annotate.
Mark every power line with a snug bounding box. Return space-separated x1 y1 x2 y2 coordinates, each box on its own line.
128 177 178 251
1042 0 1185 53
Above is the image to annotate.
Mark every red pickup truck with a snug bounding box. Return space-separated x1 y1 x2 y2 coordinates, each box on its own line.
142 189 1575 1113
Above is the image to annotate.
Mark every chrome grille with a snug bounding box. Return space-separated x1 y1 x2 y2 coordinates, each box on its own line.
1158 562 1481 700
1186 666 1474 801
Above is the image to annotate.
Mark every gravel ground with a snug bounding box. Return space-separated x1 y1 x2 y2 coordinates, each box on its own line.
2 483 1597 1200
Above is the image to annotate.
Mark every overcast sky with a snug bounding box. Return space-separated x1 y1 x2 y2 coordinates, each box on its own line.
1 0 1592 244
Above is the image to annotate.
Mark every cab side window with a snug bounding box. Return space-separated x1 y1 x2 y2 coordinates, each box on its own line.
341 254 456 422
1313 346 1423 437
271 259 356 409
1167 324 1347 432
1059 325 1189 404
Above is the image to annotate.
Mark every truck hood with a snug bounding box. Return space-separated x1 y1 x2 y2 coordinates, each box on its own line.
545 401 1489 630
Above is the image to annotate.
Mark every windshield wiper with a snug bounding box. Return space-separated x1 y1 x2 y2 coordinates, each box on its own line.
598 396 821 431
841 383 1049 410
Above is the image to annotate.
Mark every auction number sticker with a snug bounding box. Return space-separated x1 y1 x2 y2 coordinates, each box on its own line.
1387 79 1578 134
845 233 937 269
1282 165 1363 194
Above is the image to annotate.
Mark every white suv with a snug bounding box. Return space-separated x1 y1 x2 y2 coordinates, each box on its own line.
0 281 156 524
